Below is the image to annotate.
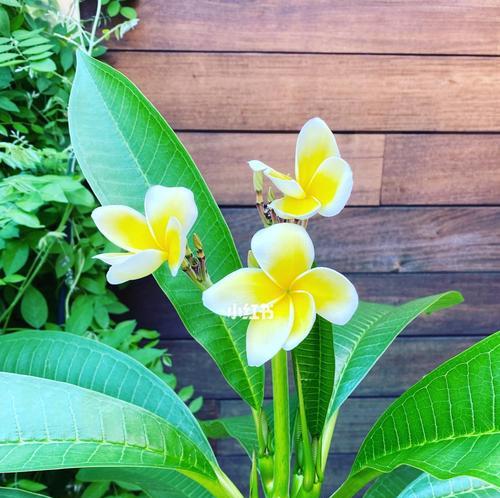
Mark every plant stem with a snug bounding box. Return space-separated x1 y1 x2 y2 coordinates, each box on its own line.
87 0 102 55
328 469 381 498
271 350 290 498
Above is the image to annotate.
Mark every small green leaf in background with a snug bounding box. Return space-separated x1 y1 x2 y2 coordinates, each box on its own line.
66 294 94 334
20 285 48 328
81 481 109 498
11 481 46 493
2 238 28 274
120 6 137 19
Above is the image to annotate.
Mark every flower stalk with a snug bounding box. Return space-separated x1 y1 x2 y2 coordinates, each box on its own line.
271 350 291 498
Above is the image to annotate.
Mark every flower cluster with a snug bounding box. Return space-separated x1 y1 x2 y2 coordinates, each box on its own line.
92 118 358 366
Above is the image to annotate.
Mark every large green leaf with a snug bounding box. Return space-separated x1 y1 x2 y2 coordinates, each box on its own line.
329 292 463 418
331 332 500 498
0 330 212 459
293 316 334 436
68 51 263 410
0 372 214 479
78 468 211 498
0 490 48 498
397 474 499 498
363 466 422 497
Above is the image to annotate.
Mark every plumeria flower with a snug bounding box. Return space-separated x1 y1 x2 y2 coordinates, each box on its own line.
92 186 197 284
249 117 353 220
202 223 358 366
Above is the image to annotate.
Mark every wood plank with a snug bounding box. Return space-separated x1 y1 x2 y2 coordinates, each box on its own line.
161 337 482 399
117 273 500 339
382 134 500 205
108 52 500 131
218 453 355 497
224 207 500 272
178 132 384 206
208 397 392 456
110 1 500 56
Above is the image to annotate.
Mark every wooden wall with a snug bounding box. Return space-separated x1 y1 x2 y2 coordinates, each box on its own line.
110 1 500 494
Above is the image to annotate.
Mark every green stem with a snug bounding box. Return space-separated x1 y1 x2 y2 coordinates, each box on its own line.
271 350 290 498
320 410 338 476
87 0 102 54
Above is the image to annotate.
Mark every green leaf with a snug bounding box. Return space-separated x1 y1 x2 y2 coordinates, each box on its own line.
293 316 334 437
0 330 213 458
68 51 263 410
331 332 500 497
78 468 211 498
0 95 19 112
363 466 422 497
2 239 29 275
30 58 56 73
0 489 48 498
397 473 499 498
20 286 48 328
328 292 463 419
0 7 9 36
120 6 137 19
0 0 21 6
0 372 215 479
66 294 94 334
107 0 120 16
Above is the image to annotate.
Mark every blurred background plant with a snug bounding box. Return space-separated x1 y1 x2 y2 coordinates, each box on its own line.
0 1 202 496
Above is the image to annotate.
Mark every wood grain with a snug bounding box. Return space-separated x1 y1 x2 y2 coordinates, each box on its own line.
179 133 500 206
178 132 384 206
382 134 500 205
224 207 500 272
108 52 500 131
162 336 481 399
109 1 500 56
117 273 500 339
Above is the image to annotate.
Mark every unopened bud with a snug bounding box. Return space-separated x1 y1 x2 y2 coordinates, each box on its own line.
181 259 190 271
267 187 275 203
253 170 264 192
193 233 203 251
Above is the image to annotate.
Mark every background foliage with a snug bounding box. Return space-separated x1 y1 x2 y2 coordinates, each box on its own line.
0 1 201 496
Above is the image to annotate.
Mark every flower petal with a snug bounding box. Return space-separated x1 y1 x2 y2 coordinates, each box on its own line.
248 160 270 172
251 223 314 288
306 157 353 217
264 168 305 199
92 206 157 252
93 252 134 265
106 249 167 285
202 268 284 317
271 195 321 220
283 291 316 351
246 295 293 366
144 186 198 246
165 216 187 277
292 267 358 325
295 117 339 187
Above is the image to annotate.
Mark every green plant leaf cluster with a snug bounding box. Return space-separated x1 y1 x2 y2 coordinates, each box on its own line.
0 2 201 497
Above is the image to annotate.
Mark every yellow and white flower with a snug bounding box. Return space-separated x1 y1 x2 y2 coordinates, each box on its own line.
202 223 358 366
249 117 353 220
92 186 197 284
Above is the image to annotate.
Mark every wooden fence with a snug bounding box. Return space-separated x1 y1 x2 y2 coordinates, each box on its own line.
110 1 500 493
